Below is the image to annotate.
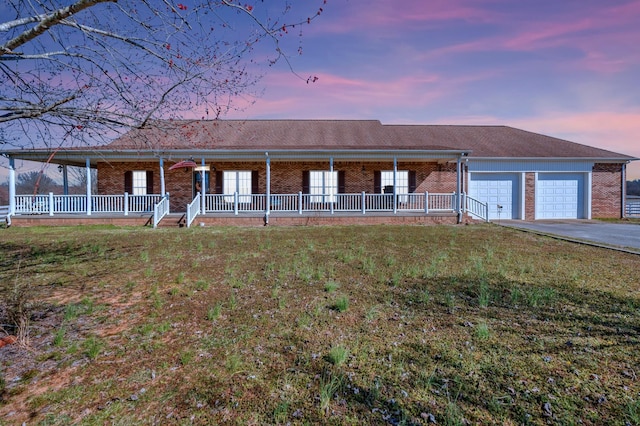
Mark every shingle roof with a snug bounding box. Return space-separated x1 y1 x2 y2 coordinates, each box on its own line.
102 119 633 160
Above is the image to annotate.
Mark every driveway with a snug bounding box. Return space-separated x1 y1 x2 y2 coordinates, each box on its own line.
499 220 640 252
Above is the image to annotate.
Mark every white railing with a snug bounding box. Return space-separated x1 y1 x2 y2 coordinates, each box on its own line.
464 193 489 222
152 195 170 228
13 193 163 216
626 200 640 217
186 193 201 228
0 205 10 227
201 192 459 215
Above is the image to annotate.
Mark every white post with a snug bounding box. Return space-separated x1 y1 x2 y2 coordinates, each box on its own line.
329 157 334 214
234 192 239 215
425 191 429 214
49 192 54 216
298 191 303 214
159 157 166 196
265 153 271 222
8 157 16 215
361 191 366 214
124 192 129 216
85 158 92 216
456 156 462 223
200 158 206 214
393 156 398 214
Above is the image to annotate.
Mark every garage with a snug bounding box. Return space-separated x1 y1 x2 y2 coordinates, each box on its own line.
536 173 585 219
469 173 519 220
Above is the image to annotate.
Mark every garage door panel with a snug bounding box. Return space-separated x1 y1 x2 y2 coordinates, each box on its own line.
469 173 519 220
536 173 584 219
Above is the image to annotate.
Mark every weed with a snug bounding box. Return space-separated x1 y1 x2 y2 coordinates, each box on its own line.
175 272 185 285
319 373 342 416
327 345 349 366
361 256 376 275
83 336 103 360
324 280 339 293
476 322 491 340
418 288 430 304
226 353 243 374
478 280 490 308
207 303 222 321
273 401 289 424
229 294 238 310
334 295 349 312
53 327 66 347
180 350 194 366
140 251 149 263
365 306 378 321
194 279 209 291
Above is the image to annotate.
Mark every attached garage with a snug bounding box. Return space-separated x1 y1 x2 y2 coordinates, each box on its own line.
535 173 585 219
469 173 520 220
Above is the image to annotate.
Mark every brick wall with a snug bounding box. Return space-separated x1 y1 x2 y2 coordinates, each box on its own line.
97 160 460 212
592 163 623 218
525 173 536 220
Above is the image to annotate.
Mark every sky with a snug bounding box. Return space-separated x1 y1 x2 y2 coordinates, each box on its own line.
223 0 640 180
3 0 640 181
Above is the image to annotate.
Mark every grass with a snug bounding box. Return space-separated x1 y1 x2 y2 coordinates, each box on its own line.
1 224 640 424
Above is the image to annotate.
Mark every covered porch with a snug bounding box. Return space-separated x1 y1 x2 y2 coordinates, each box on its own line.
3 148 489 227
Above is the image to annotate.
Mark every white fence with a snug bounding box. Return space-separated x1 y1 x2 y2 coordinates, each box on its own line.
626 199 640 217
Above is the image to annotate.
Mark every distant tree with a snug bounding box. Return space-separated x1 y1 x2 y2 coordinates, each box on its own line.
1 0 325 150
16 171 57 194
627 179 640 196
68 166 97 194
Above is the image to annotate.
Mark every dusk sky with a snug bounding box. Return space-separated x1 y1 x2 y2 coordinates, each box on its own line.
226 0 640 179
2 0 639 181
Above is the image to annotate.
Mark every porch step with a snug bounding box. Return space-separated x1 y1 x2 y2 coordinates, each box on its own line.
157 213 186 228
0 205 10 227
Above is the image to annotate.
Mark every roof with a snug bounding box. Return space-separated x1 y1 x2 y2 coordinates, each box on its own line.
4 120 636 166
105 119 633 160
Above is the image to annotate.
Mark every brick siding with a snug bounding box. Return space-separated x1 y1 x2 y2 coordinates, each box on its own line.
592 163 623 218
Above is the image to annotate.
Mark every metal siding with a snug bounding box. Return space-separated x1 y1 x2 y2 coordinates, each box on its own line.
468 160 593 173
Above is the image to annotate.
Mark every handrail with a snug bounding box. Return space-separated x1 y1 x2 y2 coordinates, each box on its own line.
464 193 489 222
152 194 170 228
186 193 201 228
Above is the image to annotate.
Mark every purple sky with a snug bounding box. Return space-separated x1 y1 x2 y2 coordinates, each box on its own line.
3 0 639 182
225 0 640 179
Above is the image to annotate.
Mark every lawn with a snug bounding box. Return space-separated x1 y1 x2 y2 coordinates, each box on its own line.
1 224 639 425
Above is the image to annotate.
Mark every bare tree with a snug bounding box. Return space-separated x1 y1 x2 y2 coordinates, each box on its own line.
16 170 57 194
1 0 325 150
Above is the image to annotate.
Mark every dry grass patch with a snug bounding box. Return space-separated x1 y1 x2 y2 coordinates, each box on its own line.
0 224 639 424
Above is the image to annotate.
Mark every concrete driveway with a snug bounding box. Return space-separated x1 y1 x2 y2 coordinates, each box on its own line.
499 220 640 252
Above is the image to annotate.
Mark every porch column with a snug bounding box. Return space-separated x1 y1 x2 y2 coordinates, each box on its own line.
330 156 334 214
8 157 16 215
159 157 166 196
265 153 271 223
393 157 397 214
62 165 69 195
200 157 206 214
456 156 462 223
85 158 92 216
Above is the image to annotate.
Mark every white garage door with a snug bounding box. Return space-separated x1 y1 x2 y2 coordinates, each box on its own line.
469 173 519 220
536 173 584 219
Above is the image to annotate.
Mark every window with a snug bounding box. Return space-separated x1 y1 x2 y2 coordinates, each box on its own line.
125 170 153 195
380 171 408 194
132 171 148 195
309 171 338 203
223 171 253 202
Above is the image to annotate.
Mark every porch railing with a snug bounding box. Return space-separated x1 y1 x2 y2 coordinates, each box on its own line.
186 193 201 228
463 193 489 222
14 193 163 216
203 192 460 215
153 194 170 228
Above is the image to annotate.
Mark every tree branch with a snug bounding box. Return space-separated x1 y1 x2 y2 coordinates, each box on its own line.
1 0 115 56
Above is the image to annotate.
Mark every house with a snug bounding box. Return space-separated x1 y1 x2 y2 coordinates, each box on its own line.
3 120 636 227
